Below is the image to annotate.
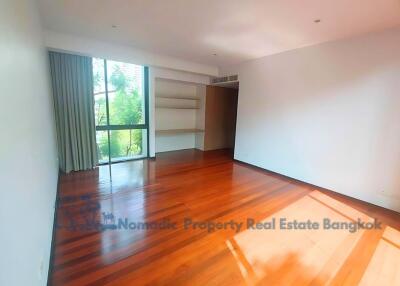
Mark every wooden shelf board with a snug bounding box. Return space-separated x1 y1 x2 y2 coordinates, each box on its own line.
155 129 205 135
156 96 199 100
156 106 200 110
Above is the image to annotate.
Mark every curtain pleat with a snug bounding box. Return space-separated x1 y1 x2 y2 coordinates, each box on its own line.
49 51 98 173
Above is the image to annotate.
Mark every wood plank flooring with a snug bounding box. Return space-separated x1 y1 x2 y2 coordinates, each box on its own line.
51 149 400 285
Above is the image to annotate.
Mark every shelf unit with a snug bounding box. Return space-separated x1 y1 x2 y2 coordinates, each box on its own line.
155 129 204 135
155 106 200 110
156 96 199 100
155 96 199 109
154 78 205 153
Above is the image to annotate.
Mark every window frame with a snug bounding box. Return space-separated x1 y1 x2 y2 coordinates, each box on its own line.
95 58 150 164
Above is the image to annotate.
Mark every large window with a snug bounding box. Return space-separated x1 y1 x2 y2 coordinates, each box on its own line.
93 58 149 163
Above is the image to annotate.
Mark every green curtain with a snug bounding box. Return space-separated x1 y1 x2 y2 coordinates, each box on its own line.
49 51 98 173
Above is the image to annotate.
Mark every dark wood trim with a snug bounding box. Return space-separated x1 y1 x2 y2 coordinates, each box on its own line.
144 66 150 158
155 148 204 155
96 124 148 131
234 158 400 216
97 156 148 166
47 170 61 286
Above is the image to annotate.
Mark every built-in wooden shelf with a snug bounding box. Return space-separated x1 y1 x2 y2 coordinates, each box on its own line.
155 96 200 109
156 96 199 101
155 129 205 135
155 106 200 109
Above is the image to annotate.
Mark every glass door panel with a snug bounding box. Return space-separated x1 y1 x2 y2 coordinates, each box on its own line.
93 58 107 126
93 58 148 164
109 129 147 161
96 130 109 163
106 60 145 125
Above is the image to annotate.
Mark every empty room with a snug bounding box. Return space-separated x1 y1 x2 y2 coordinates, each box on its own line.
2 0 400 285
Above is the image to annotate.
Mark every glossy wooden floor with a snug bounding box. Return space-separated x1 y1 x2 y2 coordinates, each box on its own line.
51 149 400 286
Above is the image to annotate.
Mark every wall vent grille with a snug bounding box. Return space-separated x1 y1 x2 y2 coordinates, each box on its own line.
211 75 238 84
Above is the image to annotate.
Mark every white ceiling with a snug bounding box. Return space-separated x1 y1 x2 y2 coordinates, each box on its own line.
38 0 400 68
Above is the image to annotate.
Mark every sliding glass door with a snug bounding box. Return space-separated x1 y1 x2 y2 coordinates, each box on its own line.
93 58 149 163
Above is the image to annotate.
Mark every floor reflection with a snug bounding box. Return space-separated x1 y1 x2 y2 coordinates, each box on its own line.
53 150 400 285
98 159 149 193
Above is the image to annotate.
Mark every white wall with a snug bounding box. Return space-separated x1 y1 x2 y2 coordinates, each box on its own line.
44 30 219 76
230 27 400 212
0 0 59 285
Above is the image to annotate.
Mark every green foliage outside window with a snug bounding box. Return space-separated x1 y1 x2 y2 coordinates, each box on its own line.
94 59 145 162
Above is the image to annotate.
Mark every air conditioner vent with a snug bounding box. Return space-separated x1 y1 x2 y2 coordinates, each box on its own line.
210 75 239 89
211 75 238 84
